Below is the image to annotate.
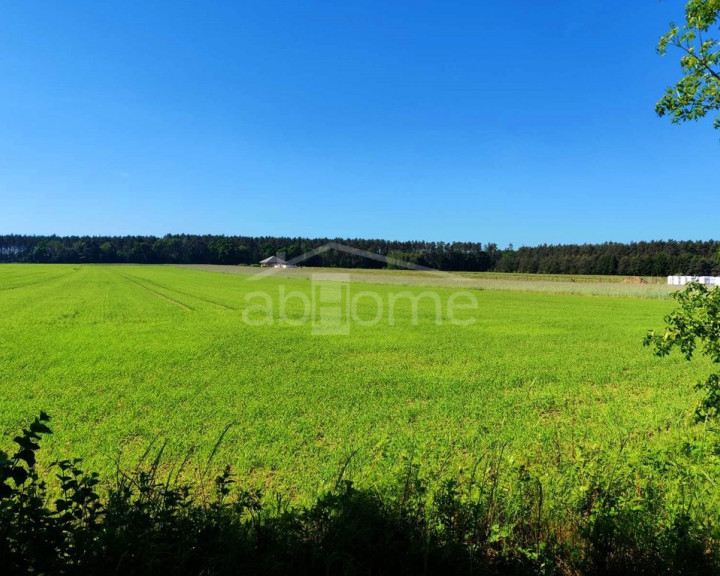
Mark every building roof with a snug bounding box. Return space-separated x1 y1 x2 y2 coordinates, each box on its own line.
259 255 287 265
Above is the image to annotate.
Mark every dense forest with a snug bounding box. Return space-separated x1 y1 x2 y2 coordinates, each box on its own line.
0 234 718 276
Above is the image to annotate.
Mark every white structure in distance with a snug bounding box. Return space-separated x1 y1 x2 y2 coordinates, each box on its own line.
667 276 720 286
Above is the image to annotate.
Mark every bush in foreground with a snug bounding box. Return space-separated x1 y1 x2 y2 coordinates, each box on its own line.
1 412 719 575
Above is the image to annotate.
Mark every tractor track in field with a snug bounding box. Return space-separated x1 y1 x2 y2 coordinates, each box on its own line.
113 272 193 311
0 270 76 292
129 276 233 310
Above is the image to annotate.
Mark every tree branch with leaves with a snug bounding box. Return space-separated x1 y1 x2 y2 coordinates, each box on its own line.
645 283 720 419
656 0 720 131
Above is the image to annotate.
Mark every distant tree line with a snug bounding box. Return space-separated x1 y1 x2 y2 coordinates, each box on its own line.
0 234 718 276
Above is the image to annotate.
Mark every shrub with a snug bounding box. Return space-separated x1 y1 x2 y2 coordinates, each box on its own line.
1 413 718 575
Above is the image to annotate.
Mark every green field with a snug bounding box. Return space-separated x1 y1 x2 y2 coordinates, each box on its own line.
0 264 710 499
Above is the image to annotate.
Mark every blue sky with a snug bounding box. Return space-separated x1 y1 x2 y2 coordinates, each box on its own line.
0 1 717 247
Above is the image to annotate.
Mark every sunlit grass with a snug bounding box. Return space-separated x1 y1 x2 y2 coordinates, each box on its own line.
183 264 675 298
0 264 707 500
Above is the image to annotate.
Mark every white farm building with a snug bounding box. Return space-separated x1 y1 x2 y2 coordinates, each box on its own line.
667 276 720 286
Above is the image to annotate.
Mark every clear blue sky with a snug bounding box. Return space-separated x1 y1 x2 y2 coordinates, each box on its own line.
1 1 717 247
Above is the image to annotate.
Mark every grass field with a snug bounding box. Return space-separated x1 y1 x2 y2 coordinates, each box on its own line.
0 264 711 500
183 264 675 297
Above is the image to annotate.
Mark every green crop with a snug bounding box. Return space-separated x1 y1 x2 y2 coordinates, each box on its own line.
0 264 712 501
